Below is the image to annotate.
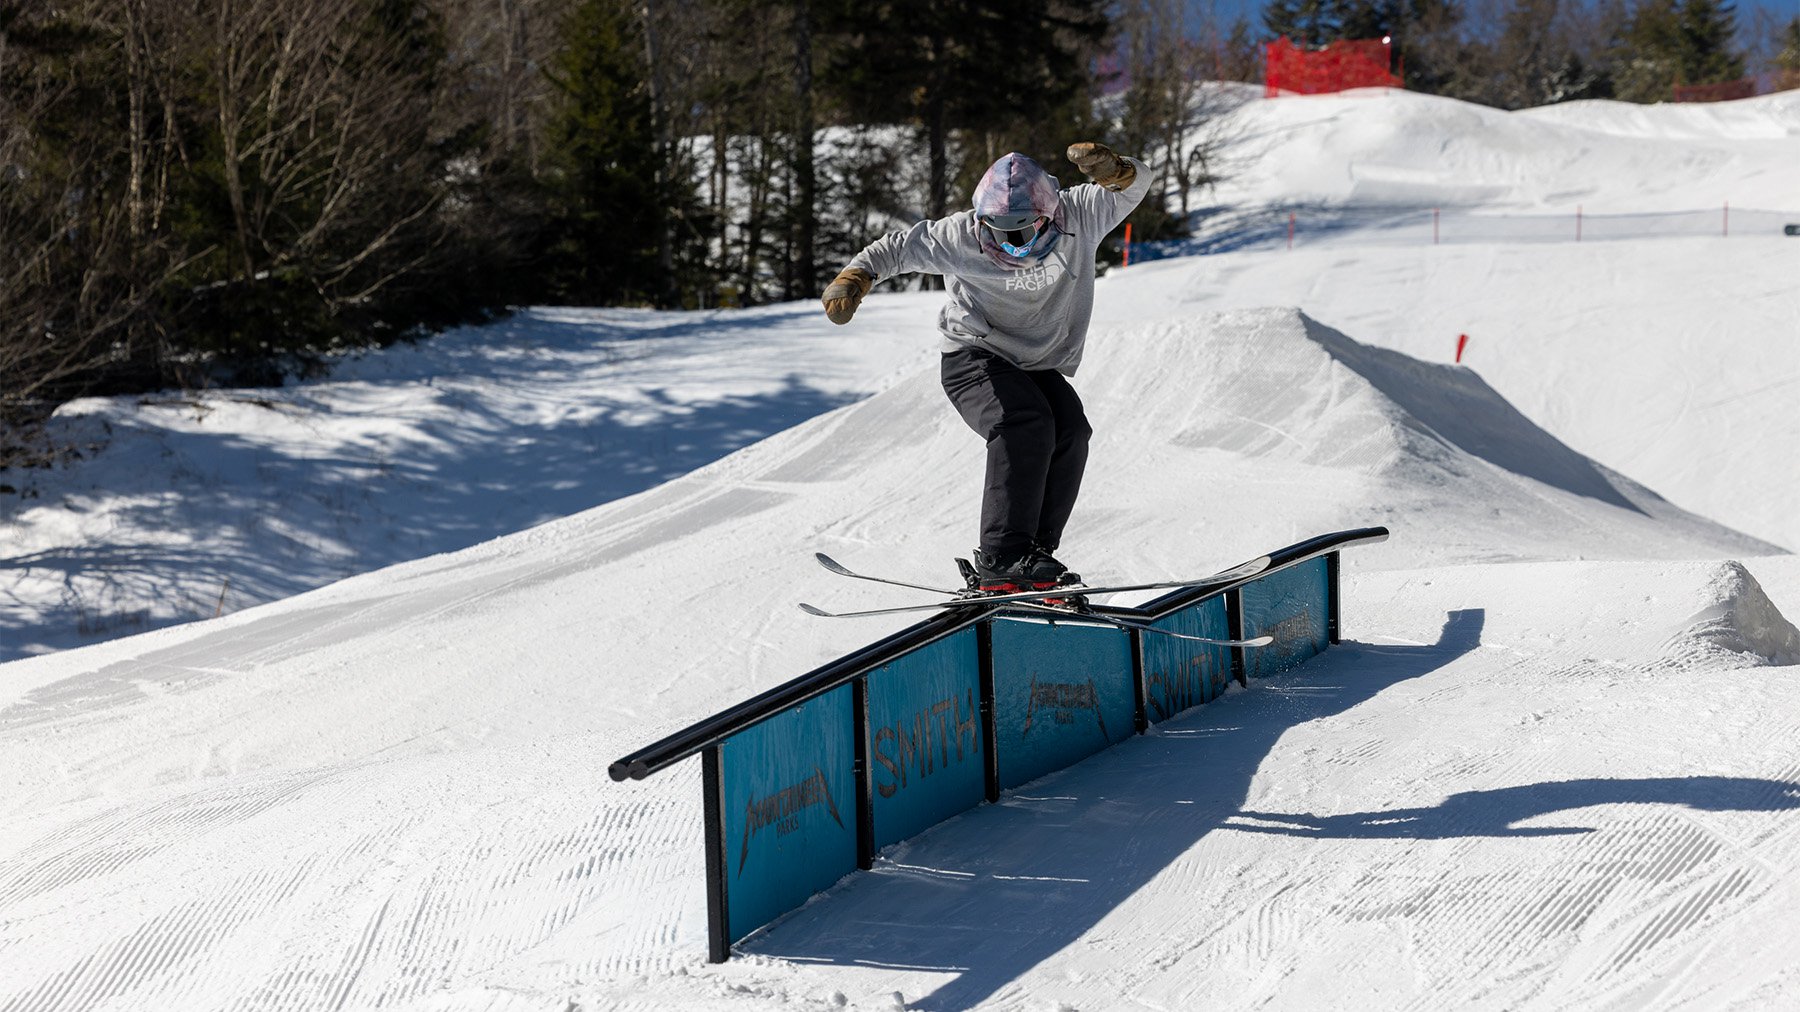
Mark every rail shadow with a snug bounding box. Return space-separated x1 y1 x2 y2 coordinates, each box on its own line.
748 609 1485 1007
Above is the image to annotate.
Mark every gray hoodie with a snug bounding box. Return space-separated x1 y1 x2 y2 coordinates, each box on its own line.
847 153 1153 376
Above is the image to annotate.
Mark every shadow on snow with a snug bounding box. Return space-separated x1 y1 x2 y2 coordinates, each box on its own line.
744 609 1800 1005
745 609 1486 1003
0 304 856 660
1229 776 1800 839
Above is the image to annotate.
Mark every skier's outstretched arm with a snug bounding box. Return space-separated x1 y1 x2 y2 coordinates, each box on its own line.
1064 141 1154 233
820 216 964 325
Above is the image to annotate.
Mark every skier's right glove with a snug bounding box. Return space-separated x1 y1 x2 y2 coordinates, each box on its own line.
821 267 875 326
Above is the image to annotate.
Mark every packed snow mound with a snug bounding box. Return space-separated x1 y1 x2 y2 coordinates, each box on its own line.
1215 88 1800 212
1662 561 1800 668
1073 308 1776 570
1513 89 1800 142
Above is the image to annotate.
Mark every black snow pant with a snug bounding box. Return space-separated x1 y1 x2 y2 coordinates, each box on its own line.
940 347 1092 559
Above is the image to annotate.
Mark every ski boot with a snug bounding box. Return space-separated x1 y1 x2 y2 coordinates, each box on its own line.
957 546 1086 608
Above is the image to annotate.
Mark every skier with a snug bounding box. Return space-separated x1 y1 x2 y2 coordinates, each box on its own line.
819 142 1152 593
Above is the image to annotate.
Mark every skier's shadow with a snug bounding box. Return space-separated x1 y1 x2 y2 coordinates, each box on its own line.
750 609 1486 1006
1229 775 1800 839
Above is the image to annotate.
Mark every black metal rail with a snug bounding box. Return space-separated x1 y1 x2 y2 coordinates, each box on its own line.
608 525 1390 782
609 607 983 781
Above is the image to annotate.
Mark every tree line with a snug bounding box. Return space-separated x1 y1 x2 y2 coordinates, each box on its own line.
2 0 1796 429
1265 0 1800 108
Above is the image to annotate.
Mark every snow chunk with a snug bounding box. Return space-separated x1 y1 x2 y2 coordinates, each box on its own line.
1662 561 1800 668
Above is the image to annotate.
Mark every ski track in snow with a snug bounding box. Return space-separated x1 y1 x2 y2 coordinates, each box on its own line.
1 749 711 1011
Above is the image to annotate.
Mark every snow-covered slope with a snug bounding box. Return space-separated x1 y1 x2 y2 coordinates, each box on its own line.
0 304 934 661
3 308 1794 1011
5 86 1797 658
1108 236 1800 553
1100 86 1800 555
1213 86 1800 211
4 86 1800 1012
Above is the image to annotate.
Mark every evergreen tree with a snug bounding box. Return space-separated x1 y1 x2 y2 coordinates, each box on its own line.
1779 16 1800 86
1614 0 1743 100
820 0 1110 222
1264 0 1341 45
1674 0 1744 83
540 0 667 305
1339 0 1407 41
1220 17 1264 82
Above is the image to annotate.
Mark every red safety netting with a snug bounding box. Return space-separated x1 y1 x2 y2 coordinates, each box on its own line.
1264 37 1401 98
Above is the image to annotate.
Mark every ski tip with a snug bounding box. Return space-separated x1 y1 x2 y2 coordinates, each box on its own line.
813 553 854 577
797 602 833 617
1244 635 1275 647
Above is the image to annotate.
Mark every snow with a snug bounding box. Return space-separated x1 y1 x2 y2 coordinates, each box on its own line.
3 87 1800 1011
1660 560 1800 667
0 304 932 661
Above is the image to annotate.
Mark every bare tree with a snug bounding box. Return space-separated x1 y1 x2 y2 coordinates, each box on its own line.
1115 0 1245 228
0 2 173 418
437 0 571 175
204 0 448 300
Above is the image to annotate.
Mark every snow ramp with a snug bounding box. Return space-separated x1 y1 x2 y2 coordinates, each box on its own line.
1065 307 1778 573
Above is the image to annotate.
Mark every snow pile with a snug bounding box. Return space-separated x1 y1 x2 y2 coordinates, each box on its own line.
1662 560 1800 668
1213 87 1800 212
1073 308 1775 582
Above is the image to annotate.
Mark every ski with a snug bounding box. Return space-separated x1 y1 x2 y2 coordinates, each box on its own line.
1003 601 1275 647
798 553 1272 619
813 553 961 595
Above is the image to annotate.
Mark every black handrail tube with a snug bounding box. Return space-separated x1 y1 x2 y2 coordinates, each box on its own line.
609 526 1389 782
609 606 985 781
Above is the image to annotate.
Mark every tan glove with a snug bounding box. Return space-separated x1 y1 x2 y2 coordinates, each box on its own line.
1067 142 1137 192
821 266 875 325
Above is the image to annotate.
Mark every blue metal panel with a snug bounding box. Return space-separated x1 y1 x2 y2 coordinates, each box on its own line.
1141 595 1234 721
718 683 856 944
990 616 1136 790
864 629 985 851
1240 558 1331 678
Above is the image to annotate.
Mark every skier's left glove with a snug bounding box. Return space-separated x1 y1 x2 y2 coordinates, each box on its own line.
1067 142 1137 192
821 267 875 325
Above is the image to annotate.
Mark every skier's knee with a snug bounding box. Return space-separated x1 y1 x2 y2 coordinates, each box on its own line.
990 405 1053 449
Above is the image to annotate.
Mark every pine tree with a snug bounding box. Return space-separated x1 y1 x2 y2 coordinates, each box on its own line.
1264 0 1340 46
1220 17 1263 81
820 0 1110 222
541 0 667 305
1674 0 1744 84
1614 0 1744 101
1778 16 1800 87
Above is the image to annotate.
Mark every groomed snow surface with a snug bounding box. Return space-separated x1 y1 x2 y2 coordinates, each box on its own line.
3 89 1799 1011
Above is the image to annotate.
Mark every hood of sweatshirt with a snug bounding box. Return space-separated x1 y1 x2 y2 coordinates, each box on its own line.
971 152 1068 269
